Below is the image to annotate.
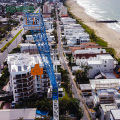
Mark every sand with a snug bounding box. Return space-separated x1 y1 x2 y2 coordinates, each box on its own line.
66 0 120 57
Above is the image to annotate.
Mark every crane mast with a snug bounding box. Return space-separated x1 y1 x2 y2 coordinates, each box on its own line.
23 2 59 120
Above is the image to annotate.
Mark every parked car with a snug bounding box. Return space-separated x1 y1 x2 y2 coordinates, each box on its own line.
11 101 15 108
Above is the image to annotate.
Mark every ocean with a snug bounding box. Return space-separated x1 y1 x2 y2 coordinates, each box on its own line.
77 0 120 33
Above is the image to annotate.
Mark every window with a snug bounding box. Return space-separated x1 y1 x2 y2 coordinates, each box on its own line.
37 88 40 91
22 74 26 77
16 74 21 79
104 65 106 67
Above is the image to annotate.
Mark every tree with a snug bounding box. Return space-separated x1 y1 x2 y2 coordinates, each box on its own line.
52 30 58 43
59 97 83 120
60 115 70 120
69 98 83 120
6 13 12 34
59 97 70 114
75 65 92 84
62 37 67 45
53 22 57 29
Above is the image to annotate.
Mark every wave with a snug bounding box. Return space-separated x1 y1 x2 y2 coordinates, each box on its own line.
77 0 105 20
107 22 120 33
77 0 120 33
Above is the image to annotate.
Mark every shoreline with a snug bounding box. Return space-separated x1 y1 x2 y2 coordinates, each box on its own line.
66 0 120 57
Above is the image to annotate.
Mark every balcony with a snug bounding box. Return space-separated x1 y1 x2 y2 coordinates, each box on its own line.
14 82 33 89
24 90 34 97
23 82 33 88
43 84 49 87
14 74 32 80
14 85 22 89
15 86 34 93
14 77 33 84
43 80 50 83
15 90 34 98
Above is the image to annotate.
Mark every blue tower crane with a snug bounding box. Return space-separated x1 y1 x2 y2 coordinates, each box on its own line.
23 4 59 120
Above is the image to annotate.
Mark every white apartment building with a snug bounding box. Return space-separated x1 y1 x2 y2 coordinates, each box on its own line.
26 33 54 42
43 4 52 13
20 43 37 53
66 33 90 46
46 33 55 42
63 27 84 36
100 104 117 120
26 35 33 41
110 109 120 120
60 5 67 16
7 53 62 103
65 32 89 40
76 54 117 78
60 17 76 25
75 49 106 60
44 20 53 30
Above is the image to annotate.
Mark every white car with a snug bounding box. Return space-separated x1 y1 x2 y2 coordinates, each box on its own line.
11 101 15 108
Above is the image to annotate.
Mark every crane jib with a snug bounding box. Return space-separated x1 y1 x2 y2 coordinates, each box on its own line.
23 7 59 119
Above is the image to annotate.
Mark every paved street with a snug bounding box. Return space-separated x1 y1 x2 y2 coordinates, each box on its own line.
0 7 39 69
56 9 90 120
0 28 24 67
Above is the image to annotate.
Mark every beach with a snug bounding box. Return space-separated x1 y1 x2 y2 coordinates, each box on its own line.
66 0 120 57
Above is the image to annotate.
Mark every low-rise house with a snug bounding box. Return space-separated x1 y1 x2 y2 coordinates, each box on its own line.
70 42 102 55
46 33 55 42
90 79 120 90
26 33 54 43
63 27 84 36
60 5 67 16
80 84 92 96
75 54 116 78
0 108 36 120
79 84 96 119
110 109 120 120
97 89 116 104
19 43 38 54
60 17 76 25
75 49 106 60
99 104 117 120
44 20 53 30
90 79 120 105
66 33 90 46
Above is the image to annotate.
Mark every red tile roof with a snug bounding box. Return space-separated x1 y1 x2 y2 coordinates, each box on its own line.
61 15 69 17
70 42 102 53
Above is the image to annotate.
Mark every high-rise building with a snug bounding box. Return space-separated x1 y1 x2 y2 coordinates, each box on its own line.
43 4 52 13
61 5 67 16
7 53 62 103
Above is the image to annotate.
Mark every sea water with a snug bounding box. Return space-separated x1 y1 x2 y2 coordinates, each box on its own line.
77 0 120 33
